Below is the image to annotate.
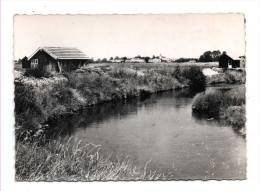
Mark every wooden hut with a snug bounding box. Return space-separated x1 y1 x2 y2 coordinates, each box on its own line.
28 47 91 72
219 52 233 68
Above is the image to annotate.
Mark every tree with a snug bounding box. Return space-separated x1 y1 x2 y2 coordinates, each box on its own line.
144 57 150 63
212 50 221 61
183 66 206 92
199 50 221 62
101 58 107 62
109 57 113 60
121 56 127 62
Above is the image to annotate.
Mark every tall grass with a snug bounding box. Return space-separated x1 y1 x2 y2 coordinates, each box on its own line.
192 86 246 134
192 86 245 113
16 138 165 181
206 69 246 85
223 105 246 133
15 76 82 131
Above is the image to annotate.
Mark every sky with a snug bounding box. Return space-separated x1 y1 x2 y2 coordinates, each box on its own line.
14 14 245 60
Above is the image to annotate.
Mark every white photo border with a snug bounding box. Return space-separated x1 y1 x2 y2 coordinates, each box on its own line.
1 1 260 191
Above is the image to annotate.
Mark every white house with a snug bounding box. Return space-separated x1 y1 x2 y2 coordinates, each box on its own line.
126 58 145 63
149 58 161 63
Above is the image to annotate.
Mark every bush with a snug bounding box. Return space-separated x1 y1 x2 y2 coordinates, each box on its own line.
192 91 224 113
24 67 56 78
14 76 81 131
182 66 206 92
192 86 246 136
24 69 46 78
192 86 245 114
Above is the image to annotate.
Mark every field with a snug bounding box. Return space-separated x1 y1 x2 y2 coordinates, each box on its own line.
89 61 219 69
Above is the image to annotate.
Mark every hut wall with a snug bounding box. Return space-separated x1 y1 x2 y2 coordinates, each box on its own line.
29 50 59 72
232 60 240 68
58 60 90 72
21 57 30 68
219 54 233 68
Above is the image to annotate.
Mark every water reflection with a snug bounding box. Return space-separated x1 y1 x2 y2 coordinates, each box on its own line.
50 88 196 138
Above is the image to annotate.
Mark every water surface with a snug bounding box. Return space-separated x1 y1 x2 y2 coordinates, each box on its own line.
54 85 246 180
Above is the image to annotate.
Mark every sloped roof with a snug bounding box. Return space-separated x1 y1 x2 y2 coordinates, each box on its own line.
219 53 233 61
29 47 90 60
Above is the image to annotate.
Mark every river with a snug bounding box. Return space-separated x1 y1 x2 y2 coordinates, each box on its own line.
52 84 246 180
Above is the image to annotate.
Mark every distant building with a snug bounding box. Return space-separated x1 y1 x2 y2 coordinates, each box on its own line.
148 58 161 63
111 59 124 63
218 52 240 68
188 60 196 63
161 57 172 63
21 56 30 68
126 58 145 63
28 47 91 72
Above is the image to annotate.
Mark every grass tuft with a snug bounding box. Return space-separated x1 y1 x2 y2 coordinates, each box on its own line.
15 138 164 181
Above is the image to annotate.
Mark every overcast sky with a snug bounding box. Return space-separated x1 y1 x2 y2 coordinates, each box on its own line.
14 14 245 60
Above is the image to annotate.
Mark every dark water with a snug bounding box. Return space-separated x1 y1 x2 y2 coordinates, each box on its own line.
54 85 246 180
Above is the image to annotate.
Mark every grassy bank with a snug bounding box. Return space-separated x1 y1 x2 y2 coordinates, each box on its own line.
16 138 165 181
206 68 246 85
15 64 207 135
192 86 246 135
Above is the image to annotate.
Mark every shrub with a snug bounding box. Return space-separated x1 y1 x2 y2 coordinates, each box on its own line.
223 86 245 106
182 66 206 92
192 86 245 114
24 69 46 78
192 91 224 113
14 76 80 131
24 66 57 78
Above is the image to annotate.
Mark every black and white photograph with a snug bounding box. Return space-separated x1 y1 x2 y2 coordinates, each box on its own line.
13 14 248 181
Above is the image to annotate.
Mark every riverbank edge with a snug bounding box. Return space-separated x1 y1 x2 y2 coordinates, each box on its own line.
191 85 246 137
46 84 189 128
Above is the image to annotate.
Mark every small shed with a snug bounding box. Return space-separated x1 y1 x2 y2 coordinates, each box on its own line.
231 60 240 68
28 47 91 72
219 52 241 68
219 52 233 68
21 56 30 68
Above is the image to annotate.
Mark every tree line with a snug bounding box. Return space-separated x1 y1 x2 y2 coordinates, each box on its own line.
90 50 222 63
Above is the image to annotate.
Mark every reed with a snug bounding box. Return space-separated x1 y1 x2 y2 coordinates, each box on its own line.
15 137 165 181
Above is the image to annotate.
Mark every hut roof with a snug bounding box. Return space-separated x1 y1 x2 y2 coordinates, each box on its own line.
29 47 90 60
